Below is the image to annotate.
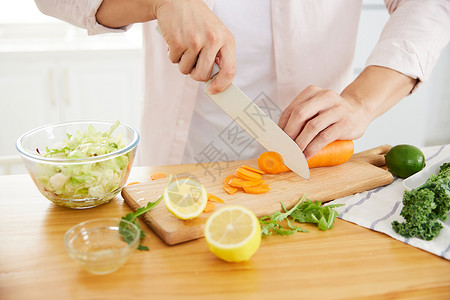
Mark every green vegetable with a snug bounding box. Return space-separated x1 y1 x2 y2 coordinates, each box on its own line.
120 196 162 251
259 194 344 236
36 121 129 200
290 199 344 231
392 162 450 240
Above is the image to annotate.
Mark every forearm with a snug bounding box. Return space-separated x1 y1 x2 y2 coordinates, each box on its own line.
340 65 417 123
96 0 166 28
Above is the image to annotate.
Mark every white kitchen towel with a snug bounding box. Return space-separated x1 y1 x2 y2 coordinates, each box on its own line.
328 144 450 260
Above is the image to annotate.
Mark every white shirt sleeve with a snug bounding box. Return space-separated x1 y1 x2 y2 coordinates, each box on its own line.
366 0 450 86
34 0 131 35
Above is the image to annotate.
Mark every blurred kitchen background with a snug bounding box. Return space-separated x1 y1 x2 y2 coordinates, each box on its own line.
1 0 449 175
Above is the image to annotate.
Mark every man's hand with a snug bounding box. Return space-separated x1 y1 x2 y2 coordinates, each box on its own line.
278 85 368 159
278 66 417 159
156 0 236 94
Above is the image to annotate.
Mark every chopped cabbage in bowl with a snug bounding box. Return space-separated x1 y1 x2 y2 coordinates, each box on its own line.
17 121 139 208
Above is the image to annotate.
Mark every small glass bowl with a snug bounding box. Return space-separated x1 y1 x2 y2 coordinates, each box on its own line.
64 218 140 275
16 120 139 209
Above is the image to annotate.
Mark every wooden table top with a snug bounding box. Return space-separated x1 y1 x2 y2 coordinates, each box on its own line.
1 165 449 299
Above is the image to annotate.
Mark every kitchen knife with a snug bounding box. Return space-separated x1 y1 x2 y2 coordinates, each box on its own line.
155 26 309 179
205 64 310 180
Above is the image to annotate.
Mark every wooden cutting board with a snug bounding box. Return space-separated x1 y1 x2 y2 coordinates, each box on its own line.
122 145 393 245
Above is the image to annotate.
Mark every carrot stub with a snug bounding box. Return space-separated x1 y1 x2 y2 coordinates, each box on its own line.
307 140 354 168
257 151 291 174
151 172 167 180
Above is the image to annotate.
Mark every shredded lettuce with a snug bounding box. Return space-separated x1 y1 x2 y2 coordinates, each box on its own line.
36 121 130 200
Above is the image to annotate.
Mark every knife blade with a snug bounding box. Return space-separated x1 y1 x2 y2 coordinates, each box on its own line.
155 26 309 179
205 65 310 180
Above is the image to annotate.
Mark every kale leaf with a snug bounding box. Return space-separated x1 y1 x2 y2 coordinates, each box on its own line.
392 162 450 241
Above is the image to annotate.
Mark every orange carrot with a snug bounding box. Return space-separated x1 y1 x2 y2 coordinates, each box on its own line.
234 167 262 181
243 183 271 194
228 177 264 188
207 193 225 204
151 172 167 180
223 184 239 195
307 140 354 168
126 181 141 186
257 151 291 174
241 165 265 174
203 201 216 213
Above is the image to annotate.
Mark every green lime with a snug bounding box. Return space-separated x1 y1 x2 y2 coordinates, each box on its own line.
385 144 426 178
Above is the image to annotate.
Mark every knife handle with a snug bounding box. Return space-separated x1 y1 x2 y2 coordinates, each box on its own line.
156 25 221 80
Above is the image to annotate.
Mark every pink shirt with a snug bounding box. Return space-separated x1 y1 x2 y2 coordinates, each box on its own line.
34 0 450 166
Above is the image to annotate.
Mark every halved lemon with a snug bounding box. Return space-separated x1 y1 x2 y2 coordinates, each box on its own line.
204 205 261 262
163 177 208 220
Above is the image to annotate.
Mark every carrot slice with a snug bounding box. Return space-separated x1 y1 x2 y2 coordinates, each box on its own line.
228 177 264 188
126 181 141 186
234 167 262 181
207 193 225 204
151 172 167 180
243 183 271 194
203 201 215 213
223 175 236 185
223 184 239 195
257 151 291 174
241 165 265 174
307 140 354 168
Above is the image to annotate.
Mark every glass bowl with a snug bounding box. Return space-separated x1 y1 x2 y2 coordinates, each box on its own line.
64 218 140 275
16 120 139 209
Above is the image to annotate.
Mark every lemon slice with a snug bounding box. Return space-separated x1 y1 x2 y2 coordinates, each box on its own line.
204 205 261 262
163 177 207 220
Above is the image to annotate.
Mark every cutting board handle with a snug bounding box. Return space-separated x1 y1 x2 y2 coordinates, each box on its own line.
351 144 391 167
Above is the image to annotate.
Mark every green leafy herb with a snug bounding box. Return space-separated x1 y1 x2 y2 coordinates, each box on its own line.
259 194 343 236
120 195 162 250
392 162 450 241
290 200 344 231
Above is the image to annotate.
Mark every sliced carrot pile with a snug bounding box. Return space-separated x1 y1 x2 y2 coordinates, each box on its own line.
222 164 270 195
151 172 167 180
235 167 262 181
241 165 265 174
228 176 263 188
